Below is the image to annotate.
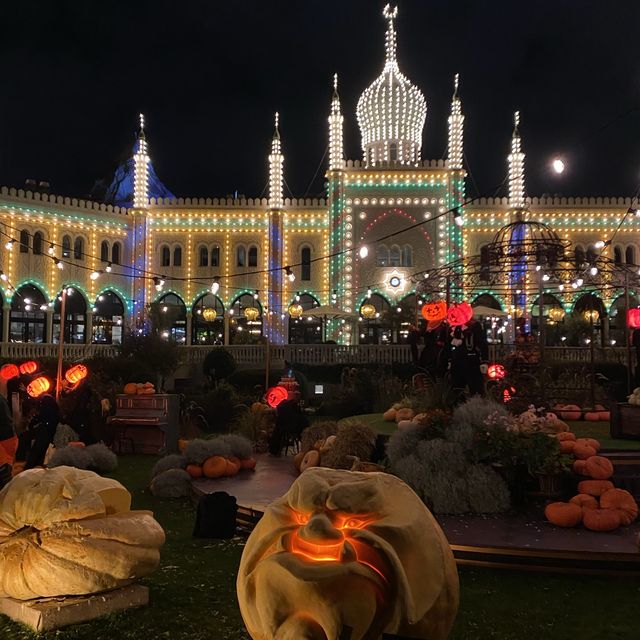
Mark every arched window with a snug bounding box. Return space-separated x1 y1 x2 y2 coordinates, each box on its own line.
359 293 392 345
10 284 47 343
111 241 121 265
62 235 72 258
161 245 170 267
626 246 636 265
199 246 208 267
100 240 109 262
19 229 29 253
229 293 262 344
480 244 490 281
173 246 182 267
154 293 186 343
192 293 225 345
389 142 398 162
248 245 258 268
289 293 322 344
211 246 220 267
237 245 246 268
53 287 87 344
586 245 597 265
73 237 84 260
301 246 311 281
614 245 623 265
390 245 401 267
92 290 125 345
376 245 389 267
32 231 43 255
402 245 412 267
574 245 585 269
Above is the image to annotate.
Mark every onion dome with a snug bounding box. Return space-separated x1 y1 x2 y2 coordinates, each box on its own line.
356 5 427 167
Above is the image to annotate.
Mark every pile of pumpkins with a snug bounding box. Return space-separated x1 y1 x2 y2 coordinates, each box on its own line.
551 403 610 422
545 432 638 531
383 404 430 430
186 455 256 479
124 381 156 395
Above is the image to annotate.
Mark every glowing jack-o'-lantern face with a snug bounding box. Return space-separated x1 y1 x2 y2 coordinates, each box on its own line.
446 302 473 327
265 385 289 408
487 364 506 380
421 300 447 323
628 308 640 329
237 468 459 640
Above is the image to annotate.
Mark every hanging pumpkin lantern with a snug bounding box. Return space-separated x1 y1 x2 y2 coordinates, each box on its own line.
245 307 260 322
447 301 473 327
627 308 640 329
0 364 20 381
583 309 599 323
27 376 51 398
360 303 376 319
288 303 303 318
548 307 566 322
19 361 38 375
266 385 289 408
202 307 217 322
421 300 447 323
487 364 506 380
502 385 517 403
65 364 88 385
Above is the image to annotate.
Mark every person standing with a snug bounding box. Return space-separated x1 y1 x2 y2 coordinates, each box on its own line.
0 394 16 489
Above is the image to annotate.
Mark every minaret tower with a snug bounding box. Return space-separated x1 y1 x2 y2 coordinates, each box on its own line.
328 74 344 171
508 110 526 212
447 74 464 170
266 113 286 343
133 113 150 209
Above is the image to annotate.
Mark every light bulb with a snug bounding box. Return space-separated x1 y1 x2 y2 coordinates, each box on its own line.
48 244 55 255
594 240 605 249
285 266 295 282
552 158 565 174
359 245 369 258
211 277 220 295
90 270 101 280
542 274 550 282
56 260 63 270
589 266 598 276
0 272 7 282
106 262 113 273
576 278 584 287
5 240 14 250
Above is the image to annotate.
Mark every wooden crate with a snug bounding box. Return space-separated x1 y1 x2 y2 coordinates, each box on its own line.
610 403 640 440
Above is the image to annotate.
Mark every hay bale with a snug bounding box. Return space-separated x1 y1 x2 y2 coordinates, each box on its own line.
320 420 376 470
300 421 339 453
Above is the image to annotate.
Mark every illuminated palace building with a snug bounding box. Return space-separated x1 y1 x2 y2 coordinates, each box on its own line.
0 5 637 348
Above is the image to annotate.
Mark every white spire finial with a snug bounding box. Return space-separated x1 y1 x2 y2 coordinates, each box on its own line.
333 73 338 93
383 4 398 65
447 74 464 170
133 113 149 209
508 110 525 210
453 73 459 97
139 113 145 132
514 110 520 132
274 111 280 137
328 74 344 171
269 113 284 209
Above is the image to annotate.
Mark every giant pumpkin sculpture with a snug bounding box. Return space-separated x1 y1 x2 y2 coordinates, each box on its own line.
0 466 165 600
237 468 459 640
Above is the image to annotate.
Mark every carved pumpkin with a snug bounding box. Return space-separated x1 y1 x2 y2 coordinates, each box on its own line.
124 383 138 395
584 456 614 480
186 464 203 478
578 480 614 497
65 364 88 385
237 468 459 640
487 364 506 380
569 494 598 511
395 408 415 423
544 502 582 527
266 385 289 409
26 376 50 398
421 300 447 323
582 508 621 532
203 455 227 479
0 466 164 600
627 308 640 329
573 443 597 460
19 361 38 375
0 364 19 381
599 488 638 525
576 437 601 452
446 302 473 327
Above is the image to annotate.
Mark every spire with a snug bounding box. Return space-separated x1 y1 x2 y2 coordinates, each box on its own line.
383 4 398 67
508 110 526 210
447 73 464 170
328 74 344 171
133 113 149 209
269 112 284 210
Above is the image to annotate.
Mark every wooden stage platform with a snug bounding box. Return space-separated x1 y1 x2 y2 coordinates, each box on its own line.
192 454 640 576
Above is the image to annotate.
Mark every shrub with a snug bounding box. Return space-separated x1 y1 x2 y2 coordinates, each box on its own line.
465 464 511 513
48 446 92 470
183 438 231 465
150 469 192 498
202 348 236 384
84 444 118 473
450 396 509 451
227 369 280 394
216 434 253 459
151 454 187 479
53 424 79 449
201 383 239 433
320 420 377 469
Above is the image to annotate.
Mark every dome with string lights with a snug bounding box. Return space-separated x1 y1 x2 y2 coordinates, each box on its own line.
356 5 427 167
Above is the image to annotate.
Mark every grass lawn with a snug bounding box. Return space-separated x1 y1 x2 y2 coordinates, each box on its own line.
347 413 640 450
1 455 639 639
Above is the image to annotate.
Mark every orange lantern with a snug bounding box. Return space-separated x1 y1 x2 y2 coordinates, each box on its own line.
503 385 517 403
27 376 51 398
0 364 20 381
65 364 88 385
446 302 473 327
19 361 38 375
628 308 640 329
266 385 289 409
487 364 506 380
421 300 447 323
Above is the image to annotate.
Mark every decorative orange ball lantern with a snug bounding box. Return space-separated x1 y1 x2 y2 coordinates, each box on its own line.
487 364 506 380
27 376 51 398
288 303 303 318
0 364 20 381
627 308 640 329
447 301 473 327
202 307 217 322
65 364 88 385
244 307 260 322
360 303 376 319
421 300 447 323
19 361 38 375
266 385 289 409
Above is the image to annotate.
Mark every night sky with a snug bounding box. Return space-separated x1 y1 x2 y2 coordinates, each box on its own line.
2 0 640 202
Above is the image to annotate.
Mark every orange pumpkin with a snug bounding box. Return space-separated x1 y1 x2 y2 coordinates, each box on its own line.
186 464 203 478
584 455 614 480
573 460 588 475
569 493 598 511
203 455 227 479
178 438 189 452
559 440 576 454
19 361 38 375
598 411 610 421
421 300 447 323
26 376 50 398
446 301 473 327
266 385 289 409
300 450 320 472
582 508 621 532
556 432 576 442
395 408 415 423
584 412 600 422
578 480 615 497
576 437 601 452
545 502 583 527
240 458 257 471
65 364 88 385
383 408 397 422
124 383 138 395
573 443 597 460
224 457 241 476
559 404 582 421
600 488 638 525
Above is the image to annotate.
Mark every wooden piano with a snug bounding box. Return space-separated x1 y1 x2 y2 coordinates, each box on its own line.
107 394 179 454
